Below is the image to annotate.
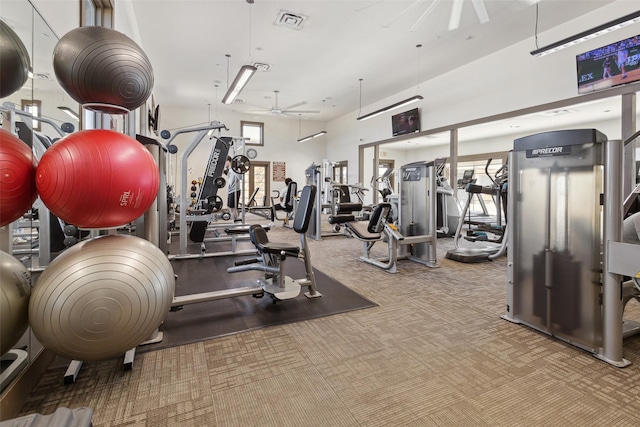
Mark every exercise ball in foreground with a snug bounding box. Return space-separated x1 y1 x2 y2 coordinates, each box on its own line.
53 26 153 113
0 129 38 227
35 129 159 228
0 250 31 356
28 235 175 361
0 20 31 99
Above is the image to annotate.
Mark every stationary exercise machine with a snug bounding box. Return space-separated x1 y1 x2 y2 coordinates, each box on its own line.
271 180 297 225
343 161 438 273
162 122 258 259
305 161 343 240
397 161 439 268
502 129 640 367
226 184 322 300
171 185 321 309
433 158 460 237
446 158 508 263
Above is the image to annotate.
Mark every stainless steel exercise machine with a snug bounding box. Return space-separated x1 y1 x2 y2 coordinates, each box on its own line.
502 129 640 367
398 161 439 268
343 161 438 273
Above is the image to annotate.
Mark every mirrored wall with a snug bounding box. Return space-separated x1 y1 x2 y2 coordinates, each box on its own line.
0 0 79 409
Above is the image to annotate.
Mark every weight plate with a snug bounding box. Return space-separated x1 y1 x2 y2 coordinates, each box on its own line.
207 195 224 213
231 155 250 174
61 122 75 133
214 176 226 188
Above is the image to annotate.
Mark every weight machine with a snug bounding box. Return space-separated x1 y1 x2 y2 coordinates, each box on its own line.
342 161 439 273
161 122 257 259
502 129 640 367
305 161 342 240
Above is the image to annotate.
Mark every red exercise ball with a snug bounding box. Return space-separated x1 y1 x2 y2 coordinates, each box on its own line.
36 129 159 228
0 129 37 227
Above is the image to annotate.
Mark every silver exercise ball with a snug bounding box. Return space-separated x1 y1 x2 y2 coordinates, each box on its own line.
28 235 174 361
0 250 31 356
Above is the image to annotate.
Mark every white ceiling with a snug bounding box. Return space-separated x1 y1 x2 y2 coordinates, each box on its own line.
128 0 615 122
5 0 637 150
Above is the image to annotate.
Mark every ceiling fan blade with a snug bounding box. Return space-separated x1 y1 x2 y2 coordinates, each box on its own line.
382 0 423 28
233 109 270 114
448 0 464 30
281 101 306 111
283 110 320 114
409 0 442 32
471 0 489 24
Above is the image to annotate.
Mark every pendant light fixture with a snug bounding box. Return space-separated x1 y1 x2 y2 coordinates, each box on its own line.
298 100 328 142
357 45 424 122
530 8 640 57
221 0 257 104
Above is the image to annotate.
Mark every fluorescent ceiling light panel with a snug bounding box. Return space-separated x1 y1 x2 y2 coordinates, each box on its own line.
222 65 257 104
357 95 423 121
531 10 640 57
297 130 327 143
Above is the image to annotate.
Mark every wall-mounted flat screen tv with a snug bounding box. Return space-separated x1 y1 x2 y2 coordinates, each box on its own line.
577 34 640 94
392 108 420 136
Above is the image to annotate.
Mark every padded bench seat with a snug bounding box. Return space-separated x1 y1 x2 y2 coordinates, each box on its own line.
345 221 382 241
249 224 299 256
224 225 271 235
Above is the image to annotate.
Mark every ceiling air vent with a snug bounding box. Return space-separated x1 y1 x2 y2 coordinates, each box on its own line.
234 99 245 104
253 62 271 72
274 10 307 30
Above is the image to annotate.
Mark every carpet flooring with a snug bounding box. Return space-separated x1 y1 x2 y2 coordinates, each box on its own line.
14 222 640 426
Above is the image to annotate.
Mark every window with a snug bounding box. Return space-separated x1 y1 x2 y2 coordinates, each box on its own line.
378 159 395 191
241 121 264 146
21 99 41 131
333 161 348 184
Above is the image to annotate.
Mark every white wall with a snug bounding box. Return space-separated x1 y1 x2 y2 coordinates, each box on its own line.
327 1 640 180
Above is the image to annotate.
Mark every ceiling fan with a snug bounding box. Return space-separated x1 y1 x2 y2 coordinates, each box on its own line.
377 0 522 32
237 90 320 117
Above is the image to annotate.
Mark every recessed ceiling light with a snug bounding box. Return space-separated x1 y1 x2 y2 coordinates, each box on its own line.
540 109 577 117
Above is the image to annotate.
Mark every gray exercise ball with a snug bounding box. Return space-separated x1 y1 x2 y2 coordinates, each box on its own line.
0 20 31 99
0 250 31 356
29 235 174 361
53 26 154 113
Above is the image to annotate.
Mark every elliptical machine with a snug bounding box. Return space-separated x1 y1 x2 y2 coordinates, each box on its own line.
445 158 508 263
434 158 461 237
372 168 398 223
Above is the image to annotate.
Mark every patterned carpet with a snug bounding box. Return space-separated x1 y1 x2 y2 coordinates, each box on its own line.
16 223 640 426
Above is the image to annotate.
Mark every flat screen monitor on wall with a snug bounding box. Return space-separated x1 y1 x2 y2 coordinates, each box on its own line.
392 108 420 136
576 34 640 94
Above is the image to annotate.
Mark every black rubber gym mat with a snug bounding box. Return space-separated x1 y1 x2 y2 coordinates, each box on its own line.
137 250 378 353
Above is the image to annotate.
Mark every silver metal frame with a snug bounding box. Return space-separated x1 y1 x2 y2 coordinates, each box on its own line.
503 136 640 368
